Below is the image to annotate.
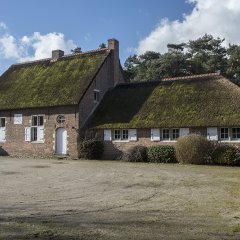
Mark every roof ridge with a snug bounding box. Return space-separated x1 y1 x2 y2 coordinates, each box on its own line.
162 73 221 81
11 48 109 67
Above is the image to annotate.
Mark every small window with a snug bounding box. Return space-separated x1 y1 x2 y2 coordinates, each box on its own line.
0 118 5 127
31 127 38 141
172 129 180 140
94 89 100 102
56 115 65 124
122 129 129 140
220 128 229 140
114 130 121 140
162 129 170 140
32 115 43 126
232 128 240 140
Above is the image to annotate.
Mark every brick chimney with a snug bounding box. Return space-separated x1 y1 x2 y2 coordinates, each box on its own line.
52 50 64 61
108 39 121 86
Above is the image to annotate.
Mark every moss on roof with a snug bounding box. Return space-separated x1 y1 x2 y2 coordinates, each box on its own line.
0 50 108 110
90 76 240 128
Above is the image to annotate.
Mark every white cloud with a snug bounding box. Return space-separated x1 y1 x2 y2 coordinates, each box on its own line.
0 30 76 63
137 0 240 54
0 22 7 30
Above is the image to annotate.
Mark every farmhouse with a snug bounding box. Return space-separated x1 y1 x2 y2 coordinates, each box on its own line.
0 38 240 159
0 39 125 157
88 74 240 159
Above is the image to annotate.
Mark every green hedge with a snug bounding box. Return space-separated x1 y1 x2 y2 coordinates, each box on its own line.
212 145 240 166
147 145 176 163
175 134 214 165
121 145 148 162
78 139 104 160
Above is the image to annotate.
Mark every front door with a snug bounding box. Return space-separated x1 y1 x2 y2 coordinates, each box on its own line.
56 128 67 155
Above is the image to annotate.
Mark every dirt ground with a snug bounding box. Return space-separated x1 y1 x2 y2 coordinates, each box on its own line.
0 157 239 240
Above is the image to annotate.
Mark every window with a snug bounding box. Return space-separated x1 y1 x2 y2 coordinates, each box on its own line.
114 129 129 141
0 117 6 142
114 130 121 140
122 130 129 140
56 115 65 124
162 129 170 140
232 128 240 140
220 128 229 140
172 129 180 140
94 89 100 103
30 115 44 142
0 118 5 127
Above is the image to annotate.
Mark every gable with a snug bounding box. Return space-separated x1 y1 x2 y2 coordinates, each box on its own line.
0 50 109 110
90 76 240 129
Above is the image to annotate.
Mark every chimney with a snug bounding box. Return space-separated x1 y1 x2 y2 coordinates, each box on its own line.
108 39 121 86
52 50 64 61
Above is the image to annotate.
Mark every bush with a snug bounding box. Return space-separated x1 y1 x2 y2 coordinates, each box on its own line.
121 145 147 162
212 145 240 166
78 139 104 159
147 145 176 163
175 134 214 164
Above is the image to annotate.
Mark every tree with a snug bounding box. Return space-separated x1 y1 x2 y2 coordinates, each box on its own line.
71 47 82 54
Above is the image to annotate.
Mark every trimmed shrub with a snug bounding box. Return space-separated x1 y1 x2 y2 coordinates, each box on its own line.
121 145 147 162
212 145 240 166
78 139 104 159
147 145 177 163
175 134 214 164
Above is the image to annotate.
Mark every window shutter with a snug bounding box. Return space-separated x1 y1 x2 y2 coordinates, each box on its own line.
207 127 218 141
25 127 31 142
151 129 160 141
37 127 44 142
104 130 112 141
0 127 6 142
129 129 137 141
180 128 190 138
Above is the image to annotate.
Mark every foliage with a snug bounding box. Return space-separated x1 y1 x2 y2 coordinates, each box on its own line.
78 139 104 160
147 145 176 163
123 34 240 84
121 145 147 162
212 145 240 166
0 51 106 110
71 47 82 53
99 43 107 49
175 134 214 165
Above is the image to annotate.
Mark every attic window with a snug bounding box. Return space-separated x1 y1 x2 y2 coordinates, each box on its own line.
57 115 65 124
94 89 100 103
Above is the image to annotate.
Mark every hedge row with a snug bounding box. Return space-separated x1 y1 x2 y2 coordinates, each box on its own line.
78 135 240 166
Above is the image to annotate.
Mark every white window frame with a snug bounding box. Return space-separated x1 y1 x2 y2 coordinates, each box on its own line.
231 127 240 141
162 129 170 141
172 128 180 140
0 117 6 142
220 127 229 141
113 129 136 142
30 115 44 143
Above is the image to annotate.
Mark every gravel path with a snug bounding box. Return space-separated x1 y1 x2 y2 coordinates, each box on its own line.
0 157 240 239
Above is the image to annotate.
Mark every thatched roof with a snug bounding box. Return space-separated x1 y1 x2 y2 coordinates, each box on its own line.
90 75 240 128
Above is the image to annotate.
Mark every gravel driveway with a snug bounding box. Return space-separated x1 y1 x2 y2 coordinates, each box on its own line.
0 157 240 239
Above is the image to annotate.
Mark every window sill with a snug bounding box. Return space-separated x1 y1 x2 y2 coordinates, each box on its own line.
31 141 45 144
220 140 240 143
113 140 130 143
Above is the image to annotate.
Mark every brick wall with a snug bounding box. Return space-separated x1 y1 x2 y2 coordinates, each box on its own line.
0 106 79 158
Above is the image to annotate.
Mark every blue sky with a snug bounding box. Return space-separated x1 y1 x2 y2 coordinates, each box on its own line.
0 0 240 74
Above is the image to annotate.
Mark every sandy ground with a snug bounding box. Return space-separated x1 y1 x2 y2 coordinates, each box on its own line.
0 157 239 240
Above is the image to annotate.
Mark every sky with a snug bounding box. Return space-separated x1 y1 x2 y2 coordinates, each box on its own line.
0 0 240 74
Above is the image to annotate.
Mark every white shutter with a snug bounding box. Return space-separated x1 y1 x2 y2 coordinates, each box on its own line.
104 130 112 141
37 127 44 142
180 128 190 138
207 127 218 141
0 127 6 142
25 127 31 142
129 129 137 141
151 129 160 141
